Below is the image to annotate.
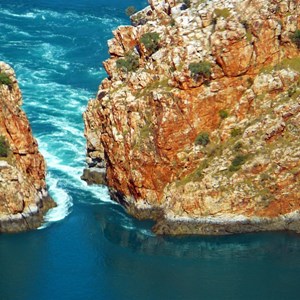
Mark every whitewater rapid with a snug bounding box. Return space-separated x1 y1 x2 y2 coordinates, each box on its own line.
0 4 121 226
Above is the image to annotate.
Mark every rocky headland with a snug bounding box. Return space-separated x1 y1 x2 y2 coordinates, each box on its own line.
84 0 300 235
0 62 55 233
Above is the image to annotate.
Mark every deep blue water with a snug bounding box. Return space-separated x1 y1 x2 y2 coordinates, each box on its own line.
1 1 300 299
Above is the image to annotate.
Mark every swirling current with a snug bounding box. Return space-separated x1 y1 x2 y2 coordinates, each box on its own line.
1 1 300 299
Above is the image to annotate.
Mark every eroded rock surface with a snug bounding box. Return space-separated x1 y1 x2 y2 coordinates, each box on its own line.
84 0 300 235
0 62 55 232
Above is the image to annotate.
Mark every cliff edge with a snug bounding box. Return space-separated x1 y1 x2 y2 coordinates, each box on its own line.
84 0 300 235
0 62 55 233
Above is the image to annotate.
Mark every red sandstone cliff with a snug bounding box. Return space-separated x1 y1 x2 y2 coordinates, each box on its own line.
84 0 300 235
0 62 54 232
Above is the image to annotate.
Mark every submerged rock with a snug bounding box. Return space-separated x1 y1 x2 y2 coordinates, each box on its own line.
0 62 55 233
84 0 300 235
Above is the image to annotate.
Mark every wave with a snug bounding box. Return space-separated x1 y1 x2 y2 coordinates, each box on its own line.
38 175 73 229
0 2 122 229
0 9 36 19
0 6 124 27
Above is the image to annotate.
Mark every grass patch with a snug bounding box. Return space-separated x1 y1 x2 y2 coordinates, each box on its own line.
176 159 209 186
133 77 172 98
230 128 242 137
259 65 274 74
214 8 230 19
278 57 300 73
260 57 300 74
246 30 252 42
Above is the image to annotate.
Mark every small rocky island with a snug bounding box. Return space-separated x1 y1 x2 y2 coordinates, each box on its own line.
84 0 300 235
0 62 55 232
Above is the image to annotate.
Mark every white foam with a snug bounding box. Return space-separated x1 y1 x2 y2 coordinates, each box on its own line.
0 3 125 228
139 229 156 237
78 185 115 204
0 9 36 19
39 175 73 228
36 135 114 206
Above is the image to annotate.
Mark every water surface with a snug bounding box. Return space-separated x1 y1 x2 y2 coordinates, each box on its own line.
1 1 300 299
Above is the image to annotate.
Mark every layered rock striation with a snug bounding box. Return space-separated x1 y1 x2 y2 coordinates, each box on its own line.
84 0 300 235
0 62 55 233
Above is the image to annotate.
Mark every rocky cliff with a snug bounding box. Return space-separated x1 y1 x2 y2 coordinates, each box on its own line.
84 0 300 235
0 62 55 233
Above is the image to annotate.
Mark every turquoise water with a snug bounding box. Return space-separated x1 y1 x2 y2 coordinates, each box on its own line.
1 1 300 299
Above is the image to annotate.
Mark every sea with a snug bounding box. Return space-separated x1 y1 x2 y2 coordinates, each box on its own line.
1 1 300 299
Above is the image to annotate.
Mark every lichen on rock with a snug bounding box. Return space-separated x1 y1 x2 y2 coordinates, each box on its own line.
84 0 300 235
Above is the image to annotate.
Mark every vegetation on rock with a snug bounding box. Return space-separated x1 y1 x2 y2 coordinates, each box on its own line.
183 0 191 8
0 62 54 233
116 52 139 72
214 8 230 19
140 32 160 54
230 128 242 137
219 110 229 119
125 6 137 17
229 154 248 171
84 0 300 235
291 29 300 49
188 61 211 79
195 132 210 146
0 136 9 157
0 72 12 87
233 141 243 152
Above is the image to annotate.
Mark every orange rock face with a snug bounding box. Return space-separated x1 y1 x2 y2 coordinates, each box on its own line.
0 62 54 232
84 0 300 235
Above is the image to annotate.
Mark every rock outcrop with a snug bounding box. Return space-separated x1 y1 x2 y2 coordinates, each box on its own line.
0 62 55 233
84 0 300 235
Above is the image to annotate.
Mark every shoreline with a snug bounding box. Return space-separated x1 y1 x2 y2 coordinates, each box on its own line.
0 190 56 233
109 187 300 236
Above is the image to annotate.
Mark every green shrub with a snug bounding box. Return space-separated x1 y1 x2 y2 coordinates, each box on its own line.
195 132 210 146
291 29 300 49
246 30 252 42
169 18 176 27
140 32 160 54
183 0 191 8
219 109 228 119
233 141 243 152
169 66 176 73
260 173 270 182
241 20 249 30
229 154 247 171
0 136 9 157
125 6 137 16
288 86 296 97
0 72 12 87
230 127 242 137
116 52 139 72
188 61 212 79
